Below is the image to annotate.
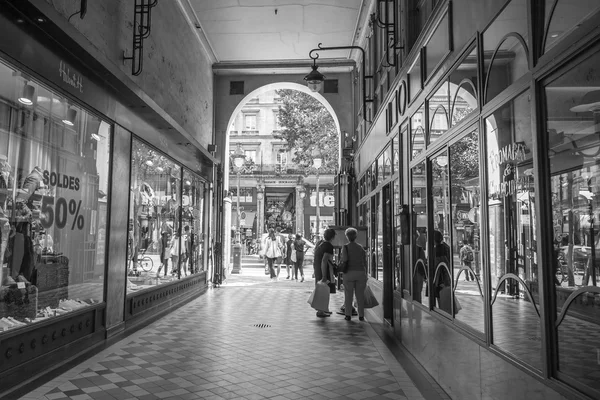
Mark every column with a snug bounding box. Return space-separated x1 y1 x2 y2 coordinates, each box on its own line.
295 185 305 235
256 184 265 239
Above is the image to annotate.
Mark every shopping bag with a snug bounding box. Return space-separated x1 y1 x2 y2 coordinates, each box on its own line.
363 285 379 308
307 281 330 312
290 249 297 263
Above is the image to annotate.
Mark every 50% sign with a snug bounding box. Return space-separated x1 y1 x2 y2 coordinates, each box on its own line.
40 196 85 230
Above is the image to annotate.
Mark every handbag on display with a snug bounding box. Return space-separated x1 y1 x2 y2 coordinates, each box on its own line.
364 285 379 309
307 281 330 312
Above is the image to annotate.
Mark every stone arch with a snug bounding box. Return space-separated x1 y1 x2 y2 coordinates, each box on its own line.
222 82 342 190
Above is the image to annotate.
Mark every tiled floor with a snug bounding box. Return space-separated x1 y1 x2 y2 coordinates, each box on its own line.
18 266 444 400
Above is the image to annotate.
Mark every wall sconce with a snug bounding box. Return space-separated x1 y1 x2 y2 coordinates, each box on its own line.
62 107 77 126
305 43 373 122
18 83 35 106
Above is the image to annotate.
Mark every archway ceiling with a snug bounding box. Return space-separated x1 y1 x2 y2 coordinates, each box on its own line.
184 0 369 75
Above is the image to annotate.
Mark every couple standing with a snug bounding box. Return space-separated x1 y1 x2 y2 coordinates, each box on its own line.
313 227 368 320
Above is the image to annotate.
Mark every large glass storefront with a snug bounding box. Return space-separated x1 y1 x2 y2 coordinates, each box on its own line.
127 138 205 292
0 59 110 332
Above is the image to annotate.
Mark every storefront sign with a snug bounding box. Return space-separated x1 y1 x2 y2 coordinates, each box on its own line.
488 142 531 198
59 60 83 93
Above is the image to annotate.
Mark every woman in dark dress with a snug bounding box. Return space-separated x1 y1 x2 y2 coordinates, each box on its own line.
293 233 314 282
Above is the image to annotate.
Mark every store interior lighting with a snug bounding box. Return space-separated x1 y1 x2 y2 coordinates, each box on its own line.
62 107 77 126
18 83 35 106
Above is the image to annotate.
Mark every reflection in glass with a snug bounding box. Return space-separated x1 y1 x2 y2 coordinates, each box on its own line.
376 193 383 282
544 0 600 53
411 161 428 304
546 51 600 396
409 55 422 102
0 60 110 329
428 83 450 145
431 152 453 315
483 0 529 103
128 139 182 290
424 13 449 81
449 47 478 126
411 105 426 159
486 90 541 369
450 129 484 334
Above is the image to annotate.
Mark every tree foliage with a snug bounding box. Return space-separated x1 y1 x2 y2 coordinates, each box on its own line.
275 89 339 174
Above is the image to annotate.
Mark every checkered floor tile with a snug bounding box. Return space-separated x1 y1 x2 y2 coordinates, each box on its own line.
18 270 432 400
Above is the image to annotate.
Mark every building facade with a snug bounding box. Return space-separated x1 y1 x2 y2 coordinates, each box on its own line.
351 0 600 399
0 1 217 396
227 90 336 243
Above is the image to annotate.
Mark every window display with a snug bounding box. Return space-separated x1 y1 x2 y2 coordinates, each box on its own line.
128 140 181 290
0 59 110 332
127 139 206 291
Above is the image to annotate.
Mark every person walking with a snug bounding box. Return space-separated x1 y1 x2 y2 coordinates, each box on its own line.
263 228 283 281
274 227 286 279
293 233 314 282
285 234 294 279
459 241 475 281
313 228 336 317
340 227 368 321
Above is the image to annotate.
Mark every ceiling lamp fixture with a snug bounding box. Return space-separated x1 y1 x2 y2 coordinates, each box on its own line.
90 133 101 141
62 107 77 126
18 83 35 106
305 43 373 122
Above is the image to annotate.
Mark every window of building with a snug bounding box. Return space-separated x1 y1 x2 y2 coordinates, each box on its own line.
408 54 422 103
428 83 450 145
483 0 529 103
276 150 287 165
543 0 600 54
449 46 478 127
411 104 426 159
545 50 600 398
0 59 111 330
129 139 186 287
485 90 540 369
424 10 451 82
450 127 484 335
244 150 256 163
411 160 428 305
244 114 257 130
273 112 281 131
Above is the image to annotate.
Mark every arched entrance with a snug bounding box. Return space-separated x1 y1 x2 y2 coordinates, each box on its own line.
222 82 343 274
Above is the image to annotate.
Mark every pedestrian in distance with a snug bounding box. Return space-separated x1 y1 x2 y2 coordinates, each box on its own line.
275 226 286 279
339 227 368 321
313 228 336 317
459 241 475 281
263 228 283 281
293 233 314 282
285 234 294 279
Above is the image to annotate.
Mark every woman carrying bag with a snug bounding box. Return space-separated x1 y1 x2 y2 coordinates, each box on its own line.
264 228 283 281
339 227 368 321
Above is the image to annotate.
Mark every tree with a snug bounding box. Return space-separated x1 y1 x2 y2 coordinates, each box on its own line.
275 89 339 174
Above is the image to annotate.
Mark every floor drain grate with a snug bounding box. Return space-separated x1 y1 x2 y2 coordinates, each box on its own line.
253 324 271 328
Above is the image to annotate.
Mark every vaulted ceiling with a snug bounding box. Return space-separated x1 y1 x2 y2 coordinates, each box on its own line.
181 0 372 74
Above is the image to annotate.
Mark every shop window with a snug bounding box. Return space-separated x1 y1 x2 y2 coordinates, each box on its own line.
410 104 426 159
483 0 529 103
424 11 451 82
383 145 392 181
485 90 541 369
182 170 205 275
428 83 450 145
449 46 478 126
543 0 600 54
450 128 484 335
128 139 183 288
411 161 428 304
0 60 110 330
545 50 600 398
394 178 402 291
371 161 378 191
393 127 402 175
430 151 453 315
408 54 422 103
375 193 383 281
